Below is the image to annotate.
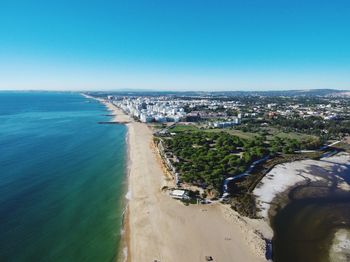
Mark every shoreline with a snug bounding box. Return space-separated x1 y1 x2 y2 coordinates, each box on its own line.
81 94 132 261
87 95 269 261
122 118 131 262
119 121 131 262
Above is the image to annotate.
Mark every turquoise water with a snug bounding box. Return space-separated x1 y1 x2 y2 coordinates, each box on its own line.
0 92 127 262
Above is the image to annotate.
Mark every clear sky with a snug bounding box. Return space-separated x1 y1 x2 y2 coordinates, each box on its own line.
0 0 349 91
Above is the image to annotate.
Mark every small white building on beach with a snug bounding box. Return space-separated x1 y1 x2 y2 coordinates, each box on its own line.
170 189 190 200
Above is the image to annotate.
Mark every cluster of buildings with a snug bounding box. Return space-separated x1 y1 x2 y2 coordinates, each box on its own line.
250 101 343 120
111 97 186 123
105 94 349 125
107 95 244 125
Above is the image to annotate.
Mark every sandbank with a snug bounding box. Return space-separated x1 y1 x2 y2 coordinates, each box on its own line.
254 152 350 220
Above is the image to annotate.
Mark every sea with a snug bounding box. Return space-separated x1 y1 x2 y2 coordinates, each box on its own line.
0 92 127 262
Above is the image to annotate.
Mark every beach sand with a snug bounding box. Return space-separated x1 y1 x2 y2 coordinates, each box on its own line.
104 102 131 123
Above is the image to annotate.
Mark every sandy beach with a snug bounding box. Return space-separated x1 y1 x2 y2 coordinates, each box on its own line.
98 99 269 262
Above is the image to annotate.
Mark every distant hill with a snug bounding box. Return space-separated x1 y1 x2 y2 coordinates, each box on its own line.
214 89 347 97
88 89 347 97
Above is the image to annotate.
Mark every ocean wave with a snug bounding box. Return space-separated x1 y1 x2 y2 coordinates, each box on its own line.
125 190 132 200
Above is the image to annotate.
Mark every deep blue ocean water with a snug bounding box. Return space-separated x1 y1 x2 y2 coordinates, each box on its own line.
0 92 127 262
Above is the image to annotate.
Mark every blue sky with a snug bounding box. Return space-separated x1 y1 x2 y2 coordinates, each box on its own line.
0 0 349 91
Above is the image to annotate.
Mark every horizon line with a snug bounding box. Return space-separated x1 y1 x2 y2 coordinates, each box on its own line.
0 88 349 93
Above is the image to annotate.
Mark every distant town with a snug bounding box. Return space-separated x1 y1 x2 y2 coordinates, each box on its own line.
94 90 350 142
89 89 350 217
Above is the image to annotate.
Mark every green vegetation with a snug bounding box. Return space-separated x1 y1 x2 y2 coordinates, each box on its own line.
163 131 268 194
161 120 325 217
169 125 200 132
160 128 322 197
170 124 320 147
239 116 350 141
269 136 320 154
271 116 349 139
204 128 257 140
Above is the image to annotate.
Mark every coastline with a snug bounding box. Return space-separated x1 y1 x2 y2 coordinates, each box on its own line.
89 95 269 262
81 94 132 261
